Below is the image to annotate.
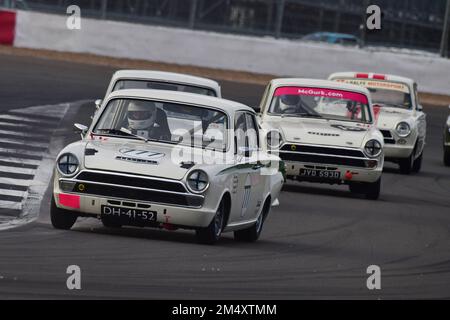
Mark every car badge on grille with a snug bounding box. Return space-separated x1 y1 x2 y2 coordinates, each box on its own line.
291 145 297 151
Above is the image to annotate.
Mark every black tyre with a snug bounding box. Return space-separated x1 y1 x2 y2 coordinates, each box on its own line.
50 196 78 230
363 178 381 200
399 151 414 174
444 147 450 167
196 199 226 245
349 183 364 194
412 151 423 173
234 198 271 242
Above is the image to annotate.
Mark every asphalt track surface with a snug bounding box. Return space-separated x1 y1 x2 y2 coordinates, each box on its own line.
0 54 449 299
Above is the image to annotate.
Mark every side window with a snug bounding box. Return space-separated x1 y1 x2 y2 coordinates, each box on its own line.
234 112 247 155
245 113 259 150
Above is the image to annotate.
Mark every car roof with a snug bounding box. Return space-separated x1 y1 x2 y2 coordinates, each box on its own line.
111 70 221 92
268 78 371 96
106 89 254 114
328 72 415 86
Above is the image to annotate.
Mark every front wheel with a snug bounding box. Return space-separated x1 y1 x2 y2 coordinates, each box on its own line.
349 178 381 200
412 151 423 173
234 198 271 242
444 147 450 166
50 196 78 230
196 200 226 245
399 152 414 174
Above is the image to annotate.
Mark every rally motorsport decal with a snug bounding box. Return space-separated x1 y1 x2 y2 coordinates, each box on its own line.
116 148 165 164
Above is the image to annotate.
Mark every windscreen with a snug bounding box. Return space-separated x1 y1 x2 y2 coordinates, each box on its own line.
269 86 372 123
334 78 412 109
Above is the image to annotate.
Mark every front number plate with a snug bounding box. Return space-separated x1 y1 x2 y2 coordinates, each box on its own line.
101 205 157 222
299 169 341 180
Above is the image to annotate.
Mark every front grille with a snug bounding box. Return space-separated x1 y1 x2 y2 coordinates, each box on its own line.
76 171 187 193
72 182 203 207
280 152 367 168
380 130 392 138
281 144 365 158
379 130 396 144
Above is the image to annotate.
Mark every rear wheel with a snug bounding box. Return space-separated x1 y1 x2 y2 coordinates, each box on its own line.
196 199 225 245
50 196 78 230
412 151 423 173
444 147 450 166
234 198 271 242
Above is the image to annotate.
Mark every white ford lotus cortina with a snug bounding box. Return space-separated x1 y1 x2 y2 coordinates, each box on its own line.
93 69 222 110
257 78 384 200
52 89 284 244
329 72 426 174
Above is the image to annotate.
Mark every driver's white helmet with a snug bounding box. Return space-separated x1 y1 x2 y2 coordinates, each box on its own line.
279 95 300 112
127 100 157 130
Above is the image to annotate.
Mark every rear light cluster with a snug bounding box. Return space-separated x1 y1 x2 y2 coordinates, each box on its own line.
355 73 386 80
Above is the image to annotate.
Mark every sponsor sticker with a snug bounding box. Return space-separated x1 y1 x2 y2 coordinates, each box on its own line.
274 87 368 104
335 78 410 93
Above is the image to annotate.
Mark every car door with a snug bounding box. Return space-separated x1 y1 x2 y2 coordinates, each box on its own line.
228 112 263 224
245 112 266 220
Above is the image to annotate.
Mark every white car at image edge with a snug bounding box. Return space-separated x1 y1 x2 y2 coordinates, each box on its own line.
329 72 426 174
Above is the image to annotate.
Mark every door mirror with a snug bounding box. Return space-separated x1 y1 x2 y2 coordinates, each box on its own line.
74 123 88 138
448 105 450 111
95 99 103 110
417 104 423 112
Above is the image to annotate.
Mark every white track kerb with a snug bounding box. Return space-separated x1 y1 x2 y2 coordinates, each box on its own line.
0 101 87 230
11 10 450 96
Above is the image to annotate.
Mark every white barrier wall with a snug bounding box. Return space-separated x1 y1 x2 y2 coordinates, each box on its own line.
14 10 450 95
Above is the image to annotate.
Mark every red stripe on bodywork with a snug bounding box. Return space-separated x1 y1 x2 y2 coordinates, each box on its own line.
59 193 80 209
0 10 16 45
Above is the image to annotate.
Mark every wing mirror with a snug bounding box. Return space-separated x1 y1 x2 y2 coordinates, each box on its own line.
417 104 423 112
74 123 88 138
95 99 103 110
448 105 450 111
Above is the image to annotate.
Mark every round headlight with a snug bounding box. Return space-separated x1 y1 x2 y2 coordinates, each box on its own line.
396 122 411 137
57 153 79 176
364 140 382 158
267 130 283 149
186 170 209 194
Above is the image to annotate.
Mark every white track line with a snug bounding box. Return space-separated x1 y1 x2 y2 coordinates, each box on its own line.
0 138 48 148
0 165 36 175
0 189 27 198
0 147 45 157
0 201 22 211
